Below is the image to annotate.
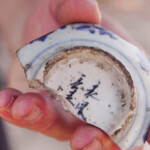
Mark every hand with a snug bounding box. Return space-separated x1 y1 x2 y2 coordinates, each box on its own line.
0 0 149 149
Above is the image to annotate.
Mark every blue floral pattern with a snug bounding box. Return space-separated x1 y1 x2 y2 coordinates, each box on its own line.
60 24 118 40
76 24 118 40
29 34 48 44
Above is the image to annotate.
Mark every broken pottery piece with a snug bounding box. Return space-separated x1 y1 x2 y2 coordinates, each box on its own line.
17 23 150 150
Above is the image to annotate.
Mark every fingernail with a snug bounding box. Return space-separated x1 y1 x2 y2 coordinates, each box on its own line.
82 138 103 150
0 94 15 108
14 104 43 123
23 105 43 123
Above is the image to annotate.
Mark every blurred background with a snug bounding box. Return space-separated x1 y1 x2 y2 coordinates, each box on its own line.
98 0 150 52
0 0 150 150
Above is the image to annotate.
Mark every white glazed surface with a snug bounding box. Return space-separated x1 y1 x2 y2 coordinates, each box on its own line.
17 23 150 150
35 48 136 140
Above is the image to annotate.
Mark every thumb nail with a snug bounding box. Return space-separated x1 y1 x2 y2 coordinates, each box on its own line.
23 105 43 122
83 138 103 150
13 104 43 123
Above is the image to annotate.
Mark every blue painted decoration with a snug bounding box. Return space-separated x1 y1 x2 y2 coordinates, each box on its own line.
76 24 118 40
75 102 89 121
85 80 101 101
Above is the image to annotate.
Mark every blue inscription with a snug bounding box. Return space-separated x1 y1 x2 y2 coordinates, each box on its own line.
66 74 86 106
75 102 89 121
85 81 101 101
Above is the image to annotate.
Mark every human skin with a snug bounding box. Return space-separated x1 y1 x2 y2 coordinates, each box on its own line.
0 0 149 149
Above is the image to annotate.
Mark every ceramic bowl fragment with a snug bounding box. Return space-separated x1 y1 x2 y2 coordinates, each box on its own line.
17 23 150 150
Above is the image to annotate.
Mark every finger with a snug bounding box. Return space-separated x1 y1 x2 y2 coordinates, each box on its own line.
11 92 57 131
70 125 120 150
23 0 101 44
53 0 101 25
0 89 55 129
0 88 22 120
0 89 83 140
